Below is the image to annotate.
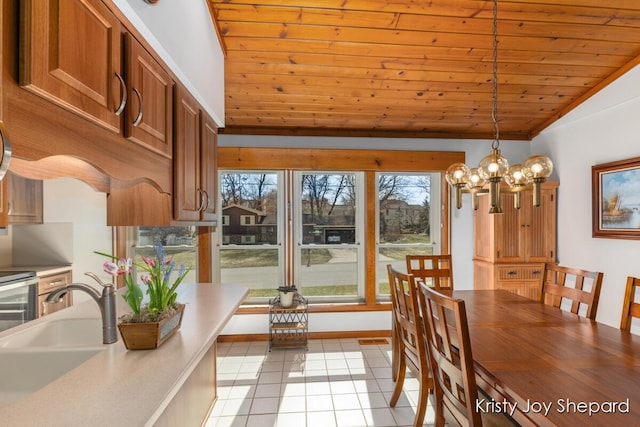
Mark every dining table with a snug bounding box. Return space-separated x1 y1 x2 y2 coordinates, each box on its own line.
449 290 640 427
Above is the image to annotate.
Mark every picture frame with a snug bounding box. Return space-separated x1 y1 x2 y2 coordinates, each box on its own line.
592 156 640 239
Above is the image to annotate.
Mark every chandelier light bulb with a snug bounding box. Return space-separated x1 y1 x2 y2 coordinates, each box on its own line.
524 155 554 179
466 168 486 210
478 149 509 181
445 163 471 209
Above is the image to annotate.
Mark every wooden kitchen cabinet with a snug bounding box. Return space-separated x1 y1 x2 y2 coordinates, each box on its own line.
124 33 174 158
37 270 73 317
0 172 43 225
20 2 173 159
173 85 218 224
473 182 558 299
6 172 42 224
20 0 123 133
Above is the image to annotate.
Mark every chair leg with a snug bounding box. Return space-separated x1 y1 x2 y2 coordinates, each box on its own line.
391 321 399 382
433 389 446 427
413 376 431 427
389 356 406 407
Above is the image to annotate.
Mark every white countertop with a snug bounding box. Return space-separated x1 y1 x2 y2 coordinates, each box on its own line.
1 265 73 276
0 282 248 426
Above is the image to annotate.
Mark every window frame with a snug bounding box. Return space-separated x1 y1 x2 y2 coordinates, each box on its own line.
216 147 462 311
293 170 366 302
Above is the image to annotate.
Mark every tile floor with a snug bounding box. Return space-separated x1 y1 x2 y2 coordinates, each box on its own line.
206 338 435 427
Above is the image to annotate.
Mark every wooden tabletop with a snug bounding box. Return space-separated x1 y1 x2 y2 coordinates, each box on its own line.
451 290 640 427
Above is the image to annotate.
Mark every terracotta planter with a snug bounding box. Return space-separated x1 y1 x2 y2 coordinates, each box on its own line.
118 304 185 350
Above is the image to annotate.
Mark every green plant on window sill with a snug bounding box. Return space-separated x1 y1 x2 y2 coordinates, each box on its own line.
97 242 192 323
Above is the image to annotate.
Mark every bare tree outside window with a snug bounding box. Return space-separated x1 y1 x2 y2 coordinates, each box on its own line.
377 173 436 297
219 172 281 298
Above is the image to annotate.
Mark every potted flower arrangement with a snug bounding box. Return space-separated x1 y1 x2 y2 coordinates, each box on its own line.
99 242 191 350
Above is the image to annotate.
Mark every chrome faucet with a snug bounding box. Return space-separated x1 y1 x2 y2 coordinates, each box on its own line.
44 272 118 344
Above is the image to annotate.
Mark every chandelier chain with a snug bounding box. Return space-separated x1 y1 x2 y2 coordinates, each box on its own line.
491 0 500 150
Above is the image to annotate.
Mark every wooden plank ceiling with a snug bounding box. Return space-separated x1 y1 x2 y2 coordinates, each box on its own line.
207 0 640 140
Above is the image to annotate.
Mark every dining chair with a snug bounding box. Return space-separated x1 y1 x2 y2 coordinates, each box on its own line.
417 282 481 426
387 265 433 427
406 254 454 290
620 276 640 332
537 263 604 320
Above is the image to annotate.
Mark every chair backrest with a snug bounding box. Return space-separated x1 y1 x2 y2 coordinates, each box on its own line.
620 276 640 332
387 265 428 378
406 254 454 290
418 283 482 427
537 263 604 320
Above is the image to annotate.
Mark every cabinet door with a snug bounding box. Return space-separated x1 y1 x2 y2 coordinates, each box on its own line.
174 86 201 221
494 192 526 262
125 33 173 158
526 187 556 262
200 113 218 222
7 173 43 224
20 0 123 133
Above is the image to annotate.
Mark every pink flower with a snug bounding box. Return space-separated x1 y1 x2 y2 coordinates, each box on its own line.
102 258 132 277
142 256 156 267
141 275 150 285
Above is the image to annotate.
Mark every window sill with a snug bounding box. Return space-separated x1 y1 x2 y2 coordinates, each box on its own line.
236 301 391 315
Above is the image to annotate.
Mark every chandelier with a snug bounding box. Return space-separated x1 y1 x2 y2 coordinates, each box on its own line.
445 0 553 214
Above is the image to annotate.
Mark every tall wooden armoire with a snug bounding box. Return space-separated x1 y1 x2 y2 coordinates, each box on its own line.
473 182 558 299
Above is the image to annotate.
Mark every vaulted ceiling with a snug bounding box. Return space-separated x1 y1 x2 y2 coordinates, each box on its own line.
207 1 640 140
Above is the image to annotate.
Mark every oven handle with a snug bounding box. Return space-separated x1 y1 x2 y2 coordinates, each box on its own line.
0 278 38 292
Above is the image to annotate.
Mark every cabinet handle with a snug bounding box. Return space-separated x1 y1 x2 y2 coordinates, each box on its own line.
0 125 12 181
196 188 205 212
114 72 127 116
507 271 517 276
202 189 210 212
132 88 144 126
533 270 541 275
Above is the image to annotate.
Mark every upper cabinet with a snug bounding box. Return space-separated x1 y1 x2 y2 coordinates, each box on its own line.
200 113 218 223
19 0 174 159
20 0 123 134
475 185 557 264
124 33 173 158
174 85 217 224
0 173 43 226
6 173 43 224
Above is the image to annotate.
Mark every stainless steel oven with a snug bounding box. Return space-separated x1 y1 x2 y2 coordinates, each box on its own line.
0 271 38 333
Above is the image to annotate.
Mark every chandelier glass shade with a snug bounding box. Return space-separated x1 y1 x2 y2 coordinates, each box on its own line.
445 0 553 214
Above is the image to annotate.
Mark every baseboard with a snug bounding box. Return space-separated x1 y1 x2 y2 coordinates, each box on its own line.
218 329 392 343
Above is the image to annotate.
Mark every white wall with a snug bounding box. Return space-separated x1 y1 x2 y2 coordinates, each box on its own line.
42 178 112 298
218 135 533 335
533 65 640 329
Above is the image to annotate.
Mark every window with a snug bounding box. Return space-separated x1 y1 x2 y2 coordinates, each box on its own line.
217 172 281 299
377 173 441 299
240 215 255 226
296 172 364 301
132 226 198 284
216 147 457 308
221 215 230 226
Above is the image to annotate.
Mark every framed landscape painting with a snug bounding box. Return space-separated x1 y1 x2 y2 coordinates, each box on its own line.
592 156 640 239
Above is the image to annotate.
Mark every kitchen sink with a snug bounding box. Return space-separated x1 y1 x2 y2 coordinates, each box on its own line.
0 347 103 406
0 318 105 348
